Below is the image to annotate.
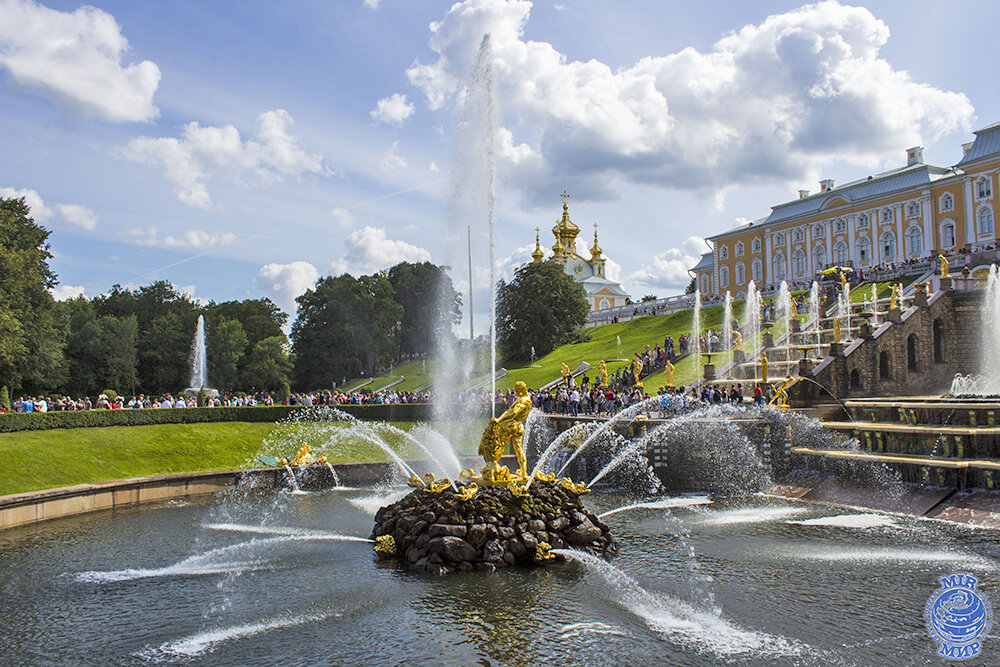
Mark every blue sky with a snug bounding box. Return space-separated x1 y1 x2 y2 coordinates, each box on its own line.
1 0 997 334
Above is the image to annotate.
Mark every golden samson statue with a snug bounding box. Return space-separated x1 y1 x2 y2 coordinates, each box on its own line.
478 381 532 483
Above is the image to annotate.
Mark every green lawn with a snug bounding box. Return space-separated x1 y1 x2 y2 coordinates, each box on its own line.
0 420 489 496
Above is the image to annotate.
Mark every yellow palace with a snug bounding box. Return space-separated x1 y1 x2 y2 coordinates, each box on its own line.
691 121 1000 296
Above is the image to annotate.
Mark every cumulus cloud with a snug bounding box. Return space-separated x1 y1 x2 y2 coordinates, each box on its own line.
254 260 320 319
50 284 85 300
404 0 974 205
370 93 415 125
330 207 357 228
54 203 97 230
1 186 99 229
330 225 431 275
116 109 329 208
126 226 235 249
627 236 707 292
0 0 159 122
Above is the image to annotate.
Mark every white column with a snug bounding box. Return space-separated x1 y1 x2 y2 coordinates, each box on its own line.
895 205 904 259
965 178 976 245
712 245 720 296
765 234 773 283
825 222 832 268
806 226 813 276
922 191 934 253
847 216 856 263
874 210 882 265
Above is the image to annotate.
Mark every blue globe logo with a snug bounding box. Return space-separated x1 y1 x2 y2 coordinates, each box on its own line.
930 589 990 645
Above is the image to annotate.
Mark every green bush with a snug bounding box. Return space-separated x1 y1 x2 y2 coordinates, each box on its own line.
0 385 9 412
197 387 208 407
0 403 453 433
102 389 119 402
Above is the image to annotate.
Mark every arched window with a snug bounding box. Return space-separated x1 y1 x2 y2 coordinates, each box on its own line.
882 208 894 223
598 298 611 310
979 207 995 237
881 231 896 261
978 177 993 199
792 249 806 277
735 261 745 285
735 241 744 257
813 244 827 270
773 253 786 280
793 229 804 243
907 202 921 218
858 213 869 228
835 219 847 233
940 220 956 249
879 351 890 379
833 240 849 265
940 193 954 213
814 223 825 238
906 226 923 256
719 245 729 260
720 265 729 288
774 233 785 247
752 258 762 283
857 237 871 265
850 369 860 390
700 275 711 294
751 238 761 253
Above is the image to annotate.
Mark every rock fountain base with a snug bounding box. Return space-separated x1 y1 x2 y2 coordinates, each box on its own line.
371 477 616 575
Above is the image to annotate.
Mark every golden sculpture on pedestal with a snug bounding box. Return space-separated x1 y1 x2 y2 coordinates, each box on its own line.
665 359 675 387
478 381 532 483
760 352 768 384
561 363 571 386
833 318 841 343
940 254 950 279
597 360 609 388
890 284 900 310
632 353 643 388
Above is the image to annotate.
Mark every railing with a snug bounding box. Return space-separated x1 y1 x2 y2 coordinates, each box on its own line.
585 294 694 327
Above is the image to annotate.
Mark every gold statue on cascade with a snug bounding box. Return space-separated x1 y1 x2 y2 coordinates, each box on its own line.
478 381 532 483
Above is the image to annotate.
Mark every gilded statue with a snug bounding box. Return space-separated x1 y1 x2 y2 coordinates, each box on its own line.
478 381 532 482
940 254 950 279
890 284 900 310
833 317 841 343
664 359 675 387
597 360 609 388
732 329 743 350
760 351 768 384
632 353 643 387
561 363 571 386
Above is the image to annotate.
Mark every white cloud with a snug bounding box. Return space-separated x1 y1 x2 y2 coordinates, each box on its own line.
362 0 381 8
330 207 357 228
627 236 706 293
54 203 97 230
116 109 329 208
370 93 415 125
0 186 51 220
50 284 85 300
429 161 440 172
330 225 431 275
178 284 207 306
126 226 235 249
380 140 408 173
254 260 320 318
0 0 159 122
406 0 974 205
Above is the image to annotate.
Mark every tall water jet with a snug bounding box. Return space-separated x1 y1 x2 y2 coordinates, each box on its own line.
722 292 733 378
692 290 702 379
954 265 1000 395
811 281 821 359
190 314 207 390
745 281 760 375
841 280 851 342
777 281 792 378
870 281 879 327
436 33 500 419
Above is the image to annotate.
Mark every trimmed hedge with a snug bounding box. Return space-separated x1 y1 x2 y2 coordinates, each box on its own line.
0 403 462 433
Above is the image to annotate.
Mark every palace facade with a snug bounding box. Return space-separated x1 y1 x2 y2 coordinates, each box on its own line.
531 195 630 310
690 122 1000 296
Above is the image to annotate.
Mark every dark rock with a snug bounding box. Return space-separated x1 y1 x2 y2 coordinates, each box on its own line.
527 519 546 532
429 523 467 538
415 533 430 550
406 547 421 564
456 562 474 572
550 536 566 549
411 520 429 535
426 563 449 576
467 524 488 549
508 538 527 559
565 519 602 545
520 532 537 551
497 526 515 539
570 511 588 525
482 539 504 563
546 517 569 531
429 536 478 562
427 553 443 564
420 511 436 524
415 556 428 569
502 552 517 565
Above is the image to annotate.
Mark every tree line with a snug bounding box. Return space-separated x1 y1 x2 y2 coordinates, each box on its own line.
1 196 462 400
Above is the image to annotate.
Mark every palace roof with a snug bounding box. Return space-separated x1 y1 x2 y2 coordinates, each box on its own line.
957 121 1000 166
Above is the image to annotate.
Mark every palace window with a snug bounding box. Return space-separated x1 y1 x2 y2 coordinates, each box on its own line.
813 244 827 270
941 221 956 248
833 241 849 265
835 219 847 233
978 177 993 199
774 253 786 280
906 226 923 256
735 241 744 257
752 258 762 283
907 202 921 218
882 208 894 223
980 207 995 237
774 233 785 247
792 249 806 277
720 265 730 289
881 231 897 261
814 223 825 237
940 193 954 213
858 237 871 265
793 229 804 243
858 213 869 228
751 238 761 253
719 245 728 260
735 261 745 285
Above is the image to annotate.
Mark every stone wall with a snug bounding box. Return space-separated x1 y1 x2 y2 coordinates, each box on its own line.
791 290 983 402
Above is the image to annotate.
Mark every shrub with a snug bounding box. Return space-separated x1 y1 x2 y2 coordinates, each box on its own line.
197 387 208 408
102 389 119 402
0 385 9 412
277 381 290 404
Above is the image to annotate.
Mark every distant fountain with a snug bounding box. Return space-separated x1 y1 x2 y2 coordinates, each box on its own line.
870 282 879 327
616 335 623 360
184 315 217 399
777 281 792 378
746 281 761 375
841 281 851 341
722 292 733 378
951 264 1000 396
692 290 702 378
811 281 821 359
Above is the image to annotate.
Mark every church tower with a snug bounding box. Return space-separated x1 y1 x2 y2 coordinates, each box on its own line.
531 227 545 263
551 191 579 261
589 223 606 278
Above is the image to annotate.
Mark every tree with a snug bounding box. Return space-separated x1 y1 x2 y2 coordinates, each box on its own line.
0 197 63 394
241 336 293 392
387 262 461 358
641 294 657 302
685 277 697 294
496 261 589 363
207 317 248 392
206 298 287 349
